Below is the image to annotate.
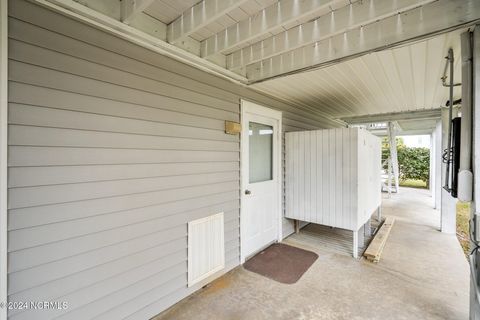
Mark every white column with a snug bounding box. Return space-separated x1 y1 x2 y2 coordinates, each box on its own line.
430 132 434 202
441 107 457 234
458 31 473 202
474 26 480 217
388 122 400 192
471 24 480 320
432 121 442 210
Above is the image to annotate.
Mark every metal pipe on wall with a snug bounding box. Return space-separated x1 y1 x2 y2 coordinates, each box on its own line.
458 31 473 202
444 48 454 191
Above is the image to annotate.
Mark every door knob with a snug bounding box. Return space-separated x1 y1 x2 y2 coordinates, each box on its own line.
245 189 251 195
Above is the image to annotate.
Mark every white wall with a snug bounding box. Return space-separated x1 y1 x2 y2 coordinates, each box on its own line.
6 1 338 319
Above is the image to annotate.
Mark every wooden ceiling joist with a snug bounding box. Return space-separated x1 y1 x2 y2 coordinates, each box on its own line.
121 0 157 24
167 0 250 44
36 0 480 85
246 0 480 82
201 0 347 59
227 0 436 72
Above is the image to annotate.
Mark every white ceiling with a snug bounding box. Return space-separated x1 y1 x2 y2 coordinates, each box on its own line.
54 0 477 129
251 29 463 121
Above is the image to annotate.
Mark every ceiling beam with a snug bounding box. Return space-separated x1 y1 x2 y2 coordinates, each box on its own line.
246 0 480 83
227 0 436 72
341 109 442 125
201 0 348 59
53 0 167 41
395 129 437 136
121 0 156 24
368 128 436 136
167 0 249 45
33 0 247 83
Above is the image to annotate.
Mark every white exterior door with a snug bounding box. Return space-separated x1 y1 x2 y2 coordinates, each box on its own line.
241 100 282 261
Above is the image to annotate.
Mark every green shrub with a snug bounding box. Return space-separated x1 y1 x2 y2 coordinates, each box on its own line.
382 137 430 186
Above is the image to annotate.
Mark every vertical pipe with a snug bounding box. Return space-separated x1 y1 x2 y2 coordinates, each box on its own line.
444 49 454 190
458 31 473 202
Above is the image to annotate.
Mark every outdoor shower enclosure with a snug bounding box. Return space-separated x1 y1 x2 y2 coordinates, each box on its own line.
285 128 382 257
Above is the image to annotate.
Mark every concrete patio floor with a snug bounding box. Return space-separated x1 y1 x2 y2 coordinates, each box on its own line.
154 188 470 320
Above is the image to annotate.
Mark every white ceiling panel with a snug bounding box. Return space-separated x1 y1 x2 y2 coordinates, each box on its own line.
251 30 464 121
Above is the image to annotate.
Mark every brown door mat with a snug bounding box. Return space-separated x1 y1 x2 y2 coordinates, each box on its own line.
243 243 318 284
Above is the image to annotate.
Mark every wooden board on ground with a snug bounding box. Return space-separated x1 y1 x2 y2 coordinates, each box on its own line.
364 216 395 263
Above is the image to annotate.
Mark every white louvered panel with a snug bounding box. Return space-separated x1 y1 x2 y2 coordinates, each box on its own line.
187 212 225 287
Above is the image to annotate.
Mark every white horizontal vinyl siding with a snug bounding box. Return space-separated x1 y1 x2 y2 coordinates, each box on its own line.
7 1 338 319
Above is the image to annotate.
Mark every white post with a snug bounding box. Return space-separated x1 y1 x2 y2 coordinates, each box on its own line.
471 24 480 319
431 130 436 207
0 0 7 318
430 132 434 197
388 122 400 192
434 121 442 210
458 31 473 203
441 107 457 234
353 230 358 259
387 158 392 196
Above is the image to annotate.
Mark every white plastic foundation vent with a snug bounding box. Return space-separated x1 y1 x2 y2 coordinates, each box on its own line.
187 212 225 287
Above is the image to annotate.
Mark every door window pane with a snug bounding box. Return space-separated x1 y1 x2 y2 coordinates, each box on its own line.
249 122 273 183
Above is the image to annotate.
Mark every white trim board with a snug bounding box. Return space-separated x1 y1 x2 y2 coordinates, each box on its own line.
0 0 7 318
240 99 282 263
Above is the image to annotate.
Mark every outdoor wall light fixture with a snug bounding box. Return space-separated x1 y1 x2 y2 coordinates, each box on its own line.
225 121 241 134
